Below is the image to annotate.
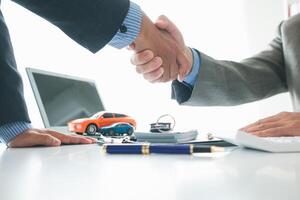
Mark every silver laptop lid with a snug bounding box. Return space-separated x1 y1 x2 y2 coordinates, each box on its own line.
26 68 105 129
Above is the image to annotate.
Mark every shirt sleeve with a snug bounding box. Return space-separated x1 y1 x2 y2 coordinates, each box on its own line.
0 122 32 145
183 48 201 86
108 1 143 49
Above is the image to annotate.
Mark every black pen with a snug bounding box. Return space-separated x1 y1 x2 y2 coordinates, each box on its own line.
102 143 224 154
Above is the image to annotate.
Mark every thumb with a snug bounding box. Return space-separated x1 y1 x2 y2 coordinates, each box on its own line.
155 18 169 30
155 15 179 36
155 15 184 47
155 15 175 32
177 53 190 82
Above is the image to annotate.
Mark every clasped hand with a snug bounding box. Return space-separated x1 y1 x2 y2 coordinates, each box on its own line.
130 15 193 83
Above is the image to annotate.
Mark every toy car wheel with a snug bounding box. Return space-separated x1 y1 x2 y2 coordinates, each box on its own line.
86 124 97 135
127 128 134 135
109 129 114 136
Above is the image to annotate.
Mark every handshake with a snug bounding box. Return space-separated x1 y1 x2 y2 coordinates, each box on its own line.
128 14 193 83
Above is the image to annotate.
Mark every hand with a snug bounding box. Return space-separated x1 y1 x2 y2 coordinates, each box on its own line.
8 128 97 148
130 14 191 83
240 112 300 137
130 15 193 82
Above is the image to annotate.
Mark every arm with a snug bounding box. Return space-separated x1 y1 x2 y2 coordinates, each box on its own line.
131 16 300 138
0 11 96 147
181 29 287 106
131 17 287 106
12 0 188 81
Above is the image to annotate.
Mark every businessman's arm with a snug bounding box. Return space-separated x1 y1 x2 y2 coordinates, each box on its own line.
131 16 287 106
1 0 132 147
1 1 139 147
0 10 96 147
12 0 189 82
1 1 189 147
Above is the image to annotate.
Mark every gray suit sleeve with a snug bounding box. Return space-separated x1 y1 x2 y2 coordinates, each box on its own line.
180 23 288 107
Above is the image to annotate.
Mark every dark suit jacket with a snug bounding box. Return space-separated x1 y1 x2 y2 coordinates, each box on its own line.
172 14 300 112
0 0 129 125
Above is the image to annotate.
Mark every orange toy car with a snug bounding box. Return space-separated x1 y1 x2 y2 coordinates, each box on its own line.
68 111 136 135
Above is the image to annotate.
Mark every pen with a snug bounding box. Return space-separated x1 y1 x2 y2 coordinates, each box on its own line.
102 144 224 154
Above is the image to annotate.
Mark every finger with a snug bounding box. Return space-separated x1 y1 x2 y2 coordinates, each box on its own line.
136 57 162 74
258 114 282 123
250 127 285 137
68 134 97 144
177 52 190 82
130 50 154 66
155 15 178 36
251 120 300 137
143 67 164 83
82 135 98 143
157 64 172 83
169 61 179 81
46 130 95 144
36 133 62 146
155 18 169 30
243 121 284 133
127 42 136 50
240 116 280 131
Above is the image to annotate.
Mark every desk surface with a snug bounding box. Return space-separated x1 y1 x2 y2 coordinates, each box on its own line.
0 144 299 200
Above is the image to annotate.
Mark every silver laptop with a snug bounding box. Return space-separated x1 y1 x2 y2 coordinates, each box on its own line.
26 68 105 133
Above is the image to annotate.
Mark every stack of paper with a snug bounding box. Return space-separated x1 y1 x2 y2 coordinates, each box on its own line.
134 130 198 143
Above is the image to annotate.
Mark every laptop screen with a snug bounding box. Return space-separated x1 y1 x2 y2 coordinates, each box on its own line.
26 68 105 127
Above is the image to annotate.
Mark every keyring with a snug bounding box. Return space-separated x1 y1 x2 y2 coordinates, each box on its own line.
150 114 176 133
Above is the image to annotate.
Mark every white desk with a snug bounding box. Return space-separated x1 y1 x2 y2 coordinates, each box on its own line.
0 144 299 200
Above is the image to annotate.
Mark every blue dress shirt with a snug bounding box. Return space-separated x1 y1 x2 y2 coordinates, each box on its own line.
0 122 32 144
183 48 201 86
108 2 142 49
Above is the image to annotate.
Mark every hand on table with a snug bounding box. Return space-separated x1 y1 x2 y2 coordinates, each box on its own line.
240 112 300 137
130 15 192 83
8 128 96 148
